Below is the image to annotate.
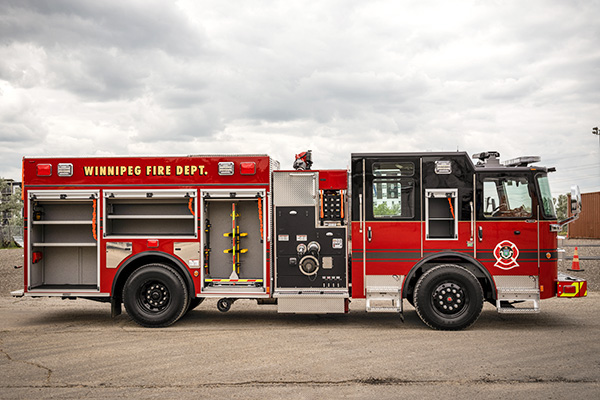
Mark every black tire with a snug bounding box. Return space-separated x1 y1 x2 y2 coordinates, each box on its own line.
123 263 189 327
414 264 484 331
217 298 232 312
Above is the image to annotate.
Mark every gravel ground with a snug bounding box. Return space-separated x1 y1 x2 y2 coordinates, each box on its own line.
558 238 600 291
2 239 598 297
0 248 22 297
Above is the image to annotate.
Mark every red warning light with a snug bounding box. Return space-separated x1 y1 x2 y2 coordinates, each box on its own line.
37 164 52 176
240 162 256 175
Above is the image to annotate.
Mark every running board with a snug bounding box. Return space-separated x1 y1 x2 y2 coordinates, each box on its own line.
496 288 540 314
366 288 402 313
275 292 348 314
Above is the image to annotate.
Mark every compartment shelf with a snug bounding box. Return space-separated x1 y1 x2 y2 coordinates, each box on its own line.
32 220 93 225
33 243 97 247
106 214 194 219
104 193 197 237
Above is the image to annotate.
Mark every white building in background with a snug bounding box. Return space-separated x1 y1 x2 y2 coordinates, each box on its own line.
1 179 22 226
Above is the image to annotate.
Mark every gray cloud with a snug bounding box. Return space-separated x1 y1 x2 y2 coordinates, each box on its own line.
0 0 599 194
0 0 205 55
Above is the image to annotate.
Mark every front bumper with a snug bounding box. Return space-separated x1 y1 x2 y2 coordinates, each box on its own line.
556 272 587 297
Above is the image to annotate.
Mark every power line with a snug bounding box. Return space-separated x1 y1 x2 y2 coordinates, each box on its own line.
551 175 600 183
552 163 600 172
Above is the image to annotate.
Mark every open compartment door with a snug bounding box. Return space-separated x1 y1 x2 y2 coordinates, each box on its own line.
27 190 100 294
200 189 267 295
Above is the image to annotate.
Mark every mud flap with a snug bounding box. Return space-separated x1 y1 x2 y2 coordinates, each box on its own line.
111 298 122 317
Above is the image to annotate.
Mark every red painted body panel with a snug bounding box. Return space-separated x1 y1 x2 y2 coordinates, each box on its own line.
539 221 559 299
22 155 273 297
23 155 271 186
317 170 348 190
352 219 559 300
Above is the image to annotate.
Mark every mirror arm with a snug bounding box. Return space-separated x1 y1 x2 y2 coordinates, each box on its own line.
550 214 580 232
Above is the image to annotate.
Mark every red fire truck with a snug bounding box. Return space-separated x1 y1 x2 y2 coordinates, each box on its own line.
12 150 587 330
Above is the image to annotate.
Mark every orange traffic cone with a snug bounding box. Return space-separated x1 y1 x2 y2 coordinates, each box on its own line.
568 247 584 272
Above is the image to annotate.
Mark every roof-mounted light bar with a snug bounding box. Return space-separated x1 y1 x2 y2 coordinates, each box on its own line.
502 156 541 167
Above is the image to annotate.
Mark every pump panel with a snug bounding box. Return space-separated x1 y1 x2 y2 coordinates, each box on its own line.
273 171 348 293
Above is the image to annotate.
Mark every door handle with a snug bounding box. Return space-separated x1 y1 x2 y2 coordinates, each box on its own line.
367 226 372 242
478 226 483 242
514 230 521 235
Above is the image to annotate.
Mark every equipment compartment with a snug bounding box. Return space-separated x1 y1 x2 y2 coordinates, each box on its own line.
29 246 97 289
104 190 196 237
201 191 267 291
28 192 99 291
425 189 458 240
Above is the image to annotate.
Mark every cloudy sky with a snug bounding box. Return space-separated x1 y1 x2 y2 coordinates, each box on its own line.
1 0 599 196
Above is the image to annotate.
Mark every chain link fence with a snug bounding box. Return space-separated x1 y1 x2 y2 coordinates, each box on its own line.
0 225 23 248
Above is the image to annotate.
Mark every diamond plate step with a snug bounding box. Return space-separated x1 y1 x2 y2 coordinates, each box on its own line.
366 291 402 313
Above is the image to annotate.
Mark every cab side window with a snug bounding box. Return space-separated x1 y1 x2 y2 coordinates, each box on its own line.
372 162 415 219
483 177 532 218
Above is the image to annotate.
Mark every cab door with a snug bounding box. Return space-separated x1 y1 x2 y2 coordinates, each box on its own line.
351 155 420 297
476 173 539 277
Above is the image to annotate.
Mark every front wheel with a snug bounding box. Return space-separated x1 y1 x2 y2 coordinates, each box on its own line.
123 263 189 327
414 264 484 331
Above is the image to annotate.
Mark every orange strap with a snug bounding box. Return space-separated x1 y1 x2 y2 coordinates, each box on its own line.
92 199 97 241
340 190 344 219
448 198 455 219
188 198 195 217
258 197 264 240
320 190 324 218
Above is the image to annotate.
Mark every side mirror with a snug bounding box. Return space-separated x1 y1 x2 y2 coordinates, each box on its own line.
551 185 582 232
570 185 582 216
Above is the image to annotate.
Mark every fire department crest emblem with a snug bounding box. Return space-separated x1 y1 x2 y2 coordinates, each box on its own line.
493 240 520 270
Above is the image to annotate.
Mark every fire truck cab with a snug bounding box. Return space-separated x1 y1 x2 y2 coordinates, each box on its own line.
350 151 585 329
13 151 586 330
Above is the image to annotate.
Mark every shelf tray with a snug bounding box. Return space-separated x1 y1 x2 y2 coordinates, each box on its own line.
32 243 97 247
106 215 194 219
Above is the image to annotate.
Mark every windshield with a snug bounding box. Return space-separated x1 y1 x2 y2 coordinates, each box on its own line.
537 174 556 219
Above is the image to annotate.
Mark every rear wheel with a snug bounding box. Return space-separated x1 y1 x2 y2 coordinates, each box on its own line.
414 264 483 330
123 263 189 327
